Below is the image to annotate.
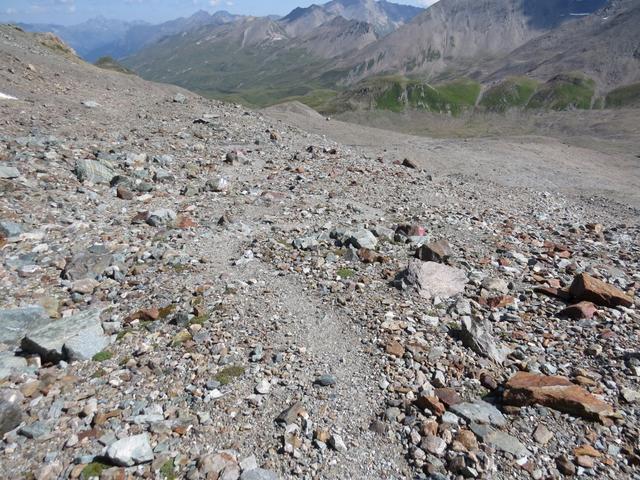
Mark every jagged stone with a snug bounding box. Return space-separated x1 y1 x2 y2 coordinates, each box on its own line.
459 316 510 364
569 273 632 308
397 260 467 300
106 434 154 466
20 309 108 363
0 305 50 345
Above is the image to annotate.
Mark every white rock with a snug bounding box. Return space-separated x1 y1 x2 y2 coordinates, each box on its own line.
105 433 153 466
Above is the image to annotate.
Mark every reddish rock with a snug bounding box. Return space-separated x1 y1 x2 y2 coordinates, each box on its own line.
534 286 572 301
503 372 616 422
570 273 632 308
385 340 405 358
126 307 160 323
416 395 446 416
358 248 387 264
116 186 134 200
434 388 462 407
415 240 452 263
484 295 515 309
176 215 197 229
558 301 598 319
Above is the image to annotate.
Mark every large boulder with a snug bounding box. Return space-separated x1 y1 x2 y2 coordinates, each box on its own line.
74 159 116 184
503 372 617 422
106 434 154 466
0 399 22 435
396 260 467 300
569 273 632 308
0 306 50 345
20 309 108 363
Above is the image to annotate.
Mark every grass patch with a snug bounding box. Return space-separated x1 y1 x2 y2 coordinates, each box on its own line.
159 458 176 480
337 268 355 279
94 56 134 75
92 351 113 362
605 82 640 108
353 76 481 115
526 73 595 110
214 365 245 385
480 77 539 112
81 462 108 479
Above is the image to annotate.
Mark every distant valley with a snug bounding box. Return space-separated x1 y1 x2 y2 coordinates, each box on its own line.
17 0 640 114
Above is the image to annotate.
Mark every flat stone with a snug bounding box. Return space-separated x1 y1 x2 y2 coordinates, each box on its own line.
74 159 116 184
0 399 23 435
0 221 22 238
533 424 553 445
0 166 20 179
398 260 467 300
106 433 154 467
0 352 30 379
62 252 112 281
471 423 528 456
0 306 50 345
276 402 305 424
450 401 507 427
314 374 336 386
21 309 108 363
569 273 632 308
415 240 452 263
460 316 510 364
146 209 176 227
558 301 598 320
503 372 616 422
240 469 278 480
346 229 377 250
19 420 48 439
422 435 447 456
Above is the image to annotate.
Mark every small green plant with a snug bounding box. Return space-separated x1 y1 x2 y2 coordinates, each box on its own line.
91 368 107 379
159 458 176 480
337 268 355 279
80 462 108 479
215 365 246 385
92 351 113 362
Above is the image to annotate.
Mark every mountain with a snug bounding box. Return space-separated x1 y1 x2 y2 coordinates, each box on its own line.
485 0 640 91
18 10 243 61
18 16 144 60
281 0 423 36
336 0 610 84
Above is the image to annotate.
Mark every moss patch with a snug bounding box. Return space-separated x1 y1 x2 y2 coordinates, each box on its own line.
606 82 640 108
80 462 108 479
526 73 595 110
480 77 539 112
214 365 245 385
159 458 176 480
92 351 113 362
337 268 355 279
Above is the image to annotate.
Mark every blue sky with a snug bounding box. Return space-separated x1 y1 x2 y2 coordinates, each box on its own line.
0 0 439 25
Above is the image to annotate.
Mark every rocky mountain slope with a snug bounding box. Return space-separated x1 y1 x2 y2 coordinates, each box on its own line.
19 10 243 61
337 0 610 84
1 23 640 480
281 0 423 36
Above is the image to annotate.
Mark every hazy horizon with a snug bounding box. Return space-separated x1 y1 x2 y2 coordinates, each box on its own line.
0 0 439 26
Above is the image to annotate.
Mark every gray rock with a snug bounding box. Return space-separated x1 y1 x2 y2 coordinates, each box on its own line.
21 309 108 363
82 100 100 108
173 93 187 104
0 399 22 435
450 401 507 427
346 229 377 250
19 420 48 439
240 468 278 480
0 305 50 345
0 352 30 379
74 159 116 184
471 423 528 456
315 374 336 386
397 260 467 300
329 434 347 453
459 316 510 364
292 235 319 250
105 433 154 466
0 166 20 179
62 252 112 281
146 209 177 228
0 221 22 238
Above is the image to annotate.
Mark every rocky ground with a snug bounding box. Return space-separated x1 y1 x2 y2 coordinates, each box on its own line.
1 24 639 480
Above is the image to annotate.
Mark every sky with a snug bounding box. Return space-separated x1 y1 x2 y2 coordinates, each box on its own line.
0 0 440 25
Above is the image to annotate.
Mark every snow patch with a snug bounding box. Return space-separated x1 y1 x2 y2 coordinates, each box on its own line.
0 92 18 100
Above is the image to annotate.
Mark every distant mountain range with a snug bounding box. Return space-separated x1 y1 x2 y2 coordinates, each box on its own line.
13 0 640 113
18 10 242 61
